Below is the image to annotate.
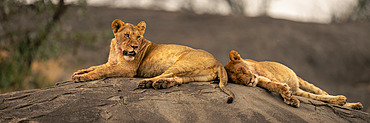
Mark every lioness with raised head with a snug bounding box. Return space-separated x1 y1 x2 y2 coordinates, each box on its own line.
72 19 234 103
225 50 363 109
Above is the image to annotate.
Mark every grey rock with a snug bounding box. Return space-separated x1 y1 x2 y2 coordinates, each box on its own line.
0 78 369 122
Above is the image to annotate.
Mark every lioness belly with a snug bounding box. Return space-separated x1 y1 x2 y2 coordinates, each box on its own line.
137 44 194 77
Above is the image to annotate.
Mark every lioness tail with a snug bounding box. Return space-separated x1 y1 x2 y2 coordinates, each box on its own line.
218 66 235 103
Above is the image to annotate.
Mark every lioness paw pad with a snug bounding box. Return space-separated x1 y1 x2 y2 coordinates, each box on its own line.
352 103 363 110
137 80 153 89
152 79 177 89
72 75 89 82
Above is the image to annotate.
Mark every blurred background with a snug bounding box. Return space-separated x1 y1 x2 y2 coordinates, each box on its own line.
0 0 369 112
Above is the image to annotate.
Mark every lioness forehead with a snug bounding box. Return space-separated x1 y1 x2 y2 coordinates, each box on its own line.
121 23 140 34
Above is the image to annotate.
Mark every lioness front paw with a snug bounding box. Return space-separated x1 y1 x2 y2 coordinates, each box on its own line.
72 69 94 78
246 81 254 87
72 74 90 82
283 96 300 108
290 96 300 108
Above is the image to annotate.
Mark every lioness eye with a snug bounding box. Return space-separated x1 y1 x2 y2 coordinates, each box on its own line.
124 34 129 38
137 36 141 39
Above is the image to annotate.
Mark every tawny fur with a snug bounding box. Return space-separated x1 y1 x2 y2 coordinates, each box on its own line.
71 19 234 103
225 50 363 109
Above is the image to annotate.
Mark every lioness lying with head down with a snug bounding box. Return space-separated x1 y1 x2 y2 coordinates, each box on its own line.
225 50 363 109
72 19 234 103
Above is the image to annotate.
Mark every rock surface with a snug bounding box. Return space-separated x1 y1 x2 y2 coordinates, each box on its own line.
1 78 369 122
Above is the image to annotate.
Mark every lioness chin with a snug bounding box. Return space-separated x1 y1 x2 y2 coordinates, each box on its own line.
72 19 234 103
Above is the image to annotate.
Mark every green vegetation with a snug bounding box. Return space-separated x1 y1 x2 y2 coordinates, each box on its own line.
0 0 86 93
353 0 370 20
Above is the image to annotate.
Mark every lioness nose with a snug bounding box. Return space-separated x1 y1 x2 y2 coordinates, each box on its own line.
131 46 138 49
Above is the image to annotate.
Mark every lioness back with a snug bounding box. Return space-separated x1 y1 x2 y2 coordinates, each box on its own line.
137 44 219 78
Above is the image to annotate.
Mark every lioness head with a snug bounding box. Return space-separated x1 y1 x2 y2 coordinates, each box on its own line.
225 50 255 85
112 19 146 61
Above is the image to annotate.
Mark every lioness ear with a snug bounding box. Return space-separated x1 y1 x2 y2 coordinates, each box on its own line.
137 21 146 35
229 50 242 61
112 19 124 33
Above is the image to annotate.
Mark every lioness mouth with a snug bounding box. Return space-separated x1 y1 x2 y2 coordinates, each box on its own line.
123 51 136 57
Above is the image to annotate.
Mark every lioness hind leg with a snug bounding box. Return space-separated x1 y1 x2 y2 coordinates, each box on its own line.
137 72 175 89
298 77 329 95
294 89 347 106
137 61 218 89
138 74 216 89
138 54 219 89
295 89 363 110
157 75 216 89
